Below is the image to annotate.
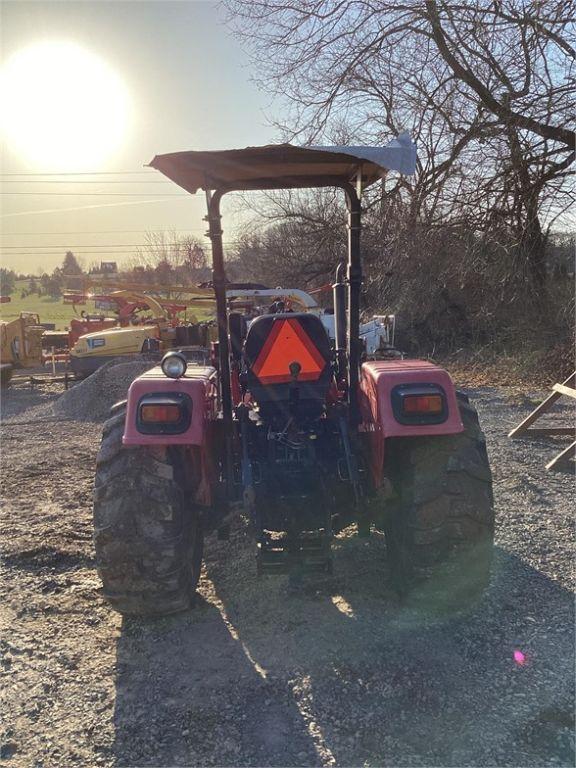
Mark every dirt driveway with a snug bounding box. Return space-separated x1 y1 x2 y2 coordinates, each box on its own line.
1 382 574 767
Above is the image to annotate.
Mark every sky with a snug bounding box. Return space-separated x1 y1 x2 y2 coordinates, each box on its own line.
0 0 277 273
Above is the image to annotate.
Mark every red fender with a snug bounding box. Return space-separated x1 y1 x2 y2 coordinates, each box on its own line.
359 359 463 487
122 365 217 447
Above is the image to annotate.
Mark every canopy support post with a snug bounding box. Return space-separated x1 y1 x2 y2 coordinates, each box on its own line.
340 182 362 427
206 189 233 427
206 190 235 494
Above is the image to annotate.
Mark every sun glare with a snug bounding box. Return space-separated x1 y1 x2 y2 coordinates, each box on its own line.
0 41 131 170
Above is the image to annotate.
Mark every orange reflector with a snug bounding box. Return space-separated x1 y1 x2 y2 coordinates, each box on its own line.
402 394 443 415
140 404 181 423
252 318 326 384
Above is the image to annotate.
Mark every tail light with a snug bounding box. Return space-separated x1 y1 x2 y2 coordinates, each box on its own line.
137 393 192 434
392 385 447 425
402 394 443 415
140 404 182 423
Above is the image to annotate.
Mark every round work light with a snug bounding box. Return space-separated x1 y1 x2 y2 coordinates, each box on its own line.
161 351 187 379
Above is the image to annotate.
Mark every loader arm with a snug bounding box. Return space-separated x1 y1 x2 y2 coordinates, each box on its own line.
107 290 168 322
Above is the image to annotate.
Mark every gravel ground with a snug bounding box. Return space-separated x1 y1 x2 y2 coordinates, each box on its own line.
0 377 574 767
0 361 155 424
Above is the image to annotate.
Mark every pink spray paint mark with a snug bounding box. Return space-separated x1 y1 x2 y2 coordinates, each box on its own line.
513 650 526 666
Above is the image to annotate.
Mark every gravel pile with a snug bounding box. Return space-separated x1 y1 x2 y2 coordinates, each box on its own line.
1 359 156 425
54 359 156 422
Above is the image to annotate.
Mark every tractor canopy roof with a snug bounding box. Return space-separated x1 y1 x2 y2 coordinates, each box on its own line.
149 133 416 194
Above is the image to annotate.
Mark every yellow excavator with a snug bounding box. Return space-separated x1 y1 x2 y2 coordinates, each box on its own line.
0 313 45 387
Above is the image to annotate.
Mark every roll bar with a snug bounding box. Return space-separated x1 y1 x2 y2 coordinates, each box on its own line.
150 137 417 449
206 182 362 429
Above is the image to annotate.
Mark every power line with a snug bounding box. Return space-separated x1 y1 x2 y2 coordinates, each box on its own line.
1 180 175 184
10 254 154 257
1 192 190 196
0 229 205 236
0 171 155 176
1 242 207 249
1 244 242 252
0 242 207 249
1 198 187 219
0 245 242 256
1 247 199 252
2 250 148 254
0 240 242 252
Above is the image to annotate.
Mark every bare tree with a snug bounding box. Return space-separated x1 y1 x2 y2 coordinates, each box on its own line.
124 232 208 294
235 188 346 287
224 0 575 288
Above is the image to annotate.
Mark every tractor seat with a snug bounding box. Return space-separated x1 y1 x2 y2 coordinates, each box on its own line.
243 313 332 421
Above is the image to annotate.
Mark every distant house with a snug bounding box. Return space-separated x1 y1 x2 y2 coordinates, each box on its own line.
89 261 118 279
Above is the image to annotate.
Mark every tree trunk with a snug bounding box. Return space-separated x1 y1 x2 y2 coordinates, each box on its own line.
522 198 547 290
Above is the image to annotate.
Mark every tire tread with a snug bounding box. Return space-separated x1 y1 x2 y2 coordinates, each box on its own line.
93 406 203 616
387 396 495 609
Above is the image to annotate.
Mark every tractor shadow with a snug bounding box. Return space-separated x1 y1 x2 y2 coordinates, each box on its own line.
112 536 575 767
111 590 321 767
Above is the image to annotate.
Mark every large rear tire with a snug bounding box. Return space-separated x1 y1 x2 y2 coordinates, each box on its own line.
384 393 494 611
93 406 203 616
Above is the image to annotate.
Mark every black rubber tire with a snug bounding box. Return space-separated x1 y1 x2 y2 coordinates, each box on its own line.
384 393 495 611
93 406 203 616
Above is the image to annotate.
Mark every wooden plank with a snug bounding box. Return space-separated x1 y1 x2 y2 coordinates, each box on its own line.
552 383 576 399
546 440 576 471
520 427 576 436
28 375 69 385
508 371 576 438
508 390 563 437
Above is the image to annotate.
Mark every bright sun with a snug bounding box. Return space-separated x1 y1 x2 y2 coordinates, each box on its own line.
0 41 131 170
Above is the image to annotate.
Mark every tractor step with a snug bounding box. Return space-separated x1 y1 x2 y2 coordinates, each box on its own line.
256 530 332 575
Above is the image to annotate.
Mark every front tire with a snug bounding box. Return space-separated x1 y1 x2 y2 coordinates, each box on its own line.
93 406 203 616
384 393 494 611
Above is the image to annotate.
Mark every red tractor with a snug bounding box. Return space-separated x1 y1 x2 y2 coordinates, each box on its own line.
93 138 494 615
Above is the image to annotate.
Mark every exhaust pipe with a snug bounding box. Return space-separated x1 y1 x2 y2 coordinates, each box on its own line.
333 262 347 381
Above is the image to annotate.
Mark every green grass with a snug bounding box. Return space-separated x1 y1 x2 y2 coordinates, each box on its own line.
1 281 216 329
0 283 80 329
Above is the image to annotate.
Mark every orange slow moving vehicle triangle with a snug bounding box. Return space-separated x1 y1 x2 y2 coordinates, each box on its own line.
252 318 326 384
